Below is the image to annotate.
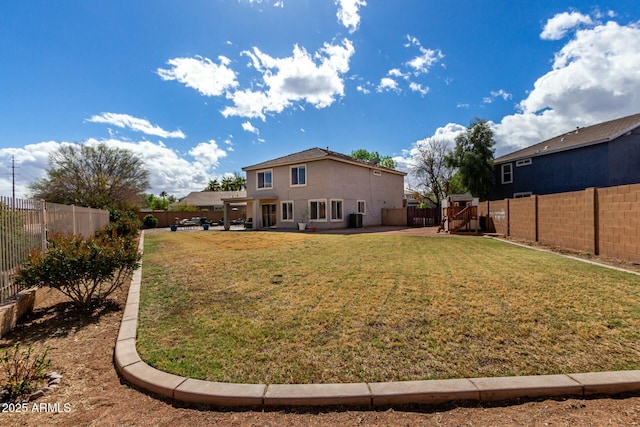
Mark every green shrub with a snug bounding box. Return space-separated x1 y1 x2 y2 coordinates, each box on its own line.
15 233 141 309
96 208 140 240
142 214 158 229
1 343 50 402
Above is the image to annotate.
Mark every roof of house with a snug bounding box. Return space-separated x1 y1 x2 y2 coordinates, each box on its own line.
495 112 640 164
242 147 406 176
177 190 247 207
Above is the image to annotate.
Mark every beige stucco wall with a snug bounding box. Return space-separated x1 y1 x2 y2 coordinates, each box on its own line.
246 159 405 229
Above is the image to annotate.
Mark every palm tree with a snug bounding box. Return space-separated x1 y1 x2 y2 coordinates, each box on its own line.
159 191 168 200
205 179 221 192
221 176 234 191
232 172 246 191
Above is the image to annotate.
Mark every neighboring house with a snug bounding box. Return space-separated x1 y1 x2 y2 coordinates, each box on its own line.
492 113 640 200
226 147 406 230
176 191 247 211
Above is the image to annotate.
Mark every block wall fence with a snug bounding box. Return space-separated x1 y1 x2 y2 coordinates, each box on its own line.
479 183 640 264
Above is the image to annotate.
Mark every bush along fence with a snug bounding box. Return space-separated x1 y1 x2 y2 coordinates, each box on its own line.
480 183 640 264
0 196 109 304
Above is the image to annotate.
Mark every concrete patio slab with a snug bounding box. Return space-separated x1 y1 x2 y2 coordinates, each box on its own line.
470 374 583 401
369 378 479 406
264 383 371 407
175 378 266 407
569 370 640 395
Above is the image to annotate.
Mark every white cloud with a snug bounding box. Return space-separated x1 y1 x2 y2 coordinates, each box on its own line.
222 39 355 120
483 89 512 104
241 121 259 134
541 11 594 40
335 0 366 33
0 138 232 199
405 35 444 75
377 35 443 96
157 55 238 97
409 82 429 95
377 77 399 93
86 113 186 139
491 19 640 155
188 140 228 168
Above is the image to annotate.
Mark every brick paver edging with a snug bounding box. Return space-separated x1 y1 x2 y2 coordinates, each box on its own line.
114 231 640 408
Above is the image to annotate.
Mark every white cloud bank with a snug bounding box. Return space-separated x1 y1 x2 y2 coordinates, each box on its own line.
406 11 640 163
0 139 230 199
86 113 186 139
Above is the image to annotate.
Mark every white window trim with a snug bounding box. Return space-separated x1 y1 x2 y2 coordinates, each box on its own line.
357 200 366 215
501 163 513 184
516 158 532 167
290 164 307 187
308 199 328 222
281 200 294 222
330 199 343 222
257 169 273 190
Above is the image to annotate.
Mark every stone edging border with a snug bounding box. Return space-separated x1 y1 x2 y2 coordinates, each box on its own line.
113 231 640 408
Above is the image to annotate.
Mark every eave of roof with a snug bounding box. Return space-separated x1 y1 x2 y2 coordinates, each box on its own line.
242 147 406 176
495 113 640 164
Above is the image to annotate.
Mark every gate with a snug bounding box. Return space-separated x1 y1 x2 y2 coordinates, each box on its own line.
407 207 440 227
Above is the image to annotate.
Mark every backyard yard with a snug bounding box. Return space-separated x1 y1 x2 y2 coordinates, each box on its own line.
138 231 640 385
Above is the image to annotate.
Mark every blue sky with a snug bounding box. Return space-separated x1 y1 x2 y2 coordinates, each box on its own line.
2 0 640 199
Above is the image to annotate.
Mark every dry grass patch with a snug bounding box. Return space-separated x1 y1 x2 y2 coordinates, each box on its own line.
138 231 640 384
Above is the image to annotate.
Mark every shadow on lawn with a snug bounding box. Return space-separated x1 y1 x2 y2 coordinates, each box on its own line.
0 299 122 347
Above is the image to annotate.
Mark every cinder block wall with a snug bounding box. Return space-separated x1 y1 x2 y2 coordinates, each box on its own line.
492 183 640 263
597 184 640 262
487 200 509 235
509 197 537 242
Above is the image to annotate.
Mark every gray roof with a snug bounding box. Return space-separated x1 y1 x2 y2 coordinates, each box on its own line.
496 112 640 164
242 147 406 176
177 191 247 207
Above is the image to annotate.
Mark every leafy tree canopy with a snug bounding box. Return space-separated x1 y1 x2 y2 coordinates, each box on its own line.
30 143 149 210
350 149 397 169
205 172 246 191
445 119 495 201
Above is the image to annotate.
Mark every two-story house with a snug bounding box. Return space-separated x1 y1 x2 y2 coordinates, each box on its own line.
491 112 640 200
223 147 406 230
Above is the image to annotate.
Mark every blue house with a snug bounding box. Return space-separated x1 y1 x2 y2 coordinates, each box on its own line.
491 113 640 200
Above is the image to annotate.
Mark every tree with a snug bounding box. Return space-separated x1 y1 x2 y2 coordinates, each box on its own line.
30 143 149 210
232 172 246 191
204 179 221 192
411 138 455 209
350 149 397 169
144 193 170 210
445 119 495 201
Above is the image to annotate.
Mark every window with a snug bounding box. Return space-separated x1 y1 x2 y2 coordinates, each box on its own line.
257 170 272 189
281 201 294 221
357 200 366 214
501 163 513 184
309 199 327 221
516 158 532 167
291 165 306 186
514 192 532 198
330 199 343 221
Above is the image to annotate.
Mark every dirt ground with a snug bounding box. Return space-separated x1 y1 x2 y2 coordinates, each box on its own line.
3 229 640 426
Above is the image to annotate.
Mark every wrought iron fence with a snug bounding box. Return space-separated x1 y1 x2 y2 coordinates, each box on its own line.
0 197 109 303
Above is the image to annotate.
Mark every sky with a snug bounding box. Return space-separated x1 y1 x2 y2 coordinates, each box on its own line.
2 0 640 199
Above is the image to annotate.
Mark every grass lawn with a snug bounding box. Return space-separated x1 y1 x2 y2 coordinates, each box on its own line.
137 230 640 384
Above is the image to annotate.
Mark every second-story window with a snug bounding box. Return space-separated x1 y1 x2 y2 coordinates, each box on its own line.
257 170 272 189
291 165 306 186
